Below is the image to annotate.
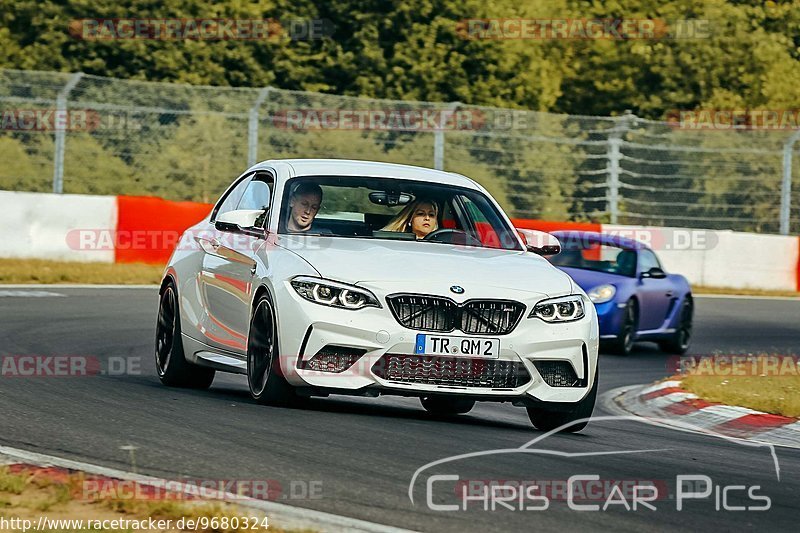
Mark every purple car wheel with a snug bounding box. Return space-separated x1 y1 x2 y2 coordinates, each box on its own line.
609 300 637 356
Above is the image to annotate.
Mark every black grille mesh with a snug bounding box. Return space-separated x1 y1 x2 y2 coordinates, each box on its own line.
387 295 524 335
460 300 524 335
387 295 458 332
534 361 580 387
302 346 365 373
372 354 530 389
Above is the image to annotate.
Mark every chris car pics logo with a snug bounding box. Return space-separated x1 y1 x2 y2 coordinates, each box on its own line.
409 415 776 513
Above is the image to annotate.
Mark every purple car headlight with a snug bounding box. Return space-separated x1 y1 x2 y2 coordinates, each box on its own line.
587 284 616 304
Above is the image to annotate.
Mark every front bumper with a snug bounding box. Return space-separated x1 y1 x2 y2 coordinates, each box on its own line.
274 282 600 404
594 300 627 339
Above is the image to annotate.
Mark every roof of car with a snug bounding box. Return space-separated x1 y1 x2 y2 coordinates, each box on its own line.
550 230 650 250
255 159 480 189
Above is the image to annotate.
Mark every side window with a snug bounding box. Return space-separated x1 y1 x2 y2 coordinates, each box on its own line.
455 194 502 248
237 173 274 228
439 199 460 230
212 175 251 222
614 249 638 277
638 250 661 273
460 195 489 223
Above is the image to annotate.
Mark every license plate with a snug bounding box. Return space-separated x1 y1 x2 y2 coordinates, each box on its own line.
414 334 500 358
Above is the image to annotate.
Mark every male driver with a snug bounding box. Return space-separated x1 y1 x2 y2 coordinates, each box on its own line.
286 182 323 232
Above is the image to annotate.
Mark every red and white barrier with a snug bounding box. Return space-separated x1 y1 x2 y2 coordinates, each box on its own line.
1 190 798 291
0 190 117 263
114 195 212 264
0 190 211 265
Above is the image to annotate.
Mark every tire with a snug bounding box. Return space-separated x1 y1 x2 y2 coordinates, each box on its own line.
247 293 298 406
155 282 215 389
608 299 638 356
420 396 476 415
658 296 693 355
526 370 598 433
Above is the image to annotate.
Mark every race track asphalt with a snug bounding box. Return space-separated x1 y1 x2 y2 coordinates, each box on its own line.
1 288 798 532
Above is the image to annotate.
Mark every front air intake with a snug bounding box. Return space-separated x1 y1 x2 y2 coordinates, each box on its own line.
372 354 531 389
301 346 366 373
534 361 580 387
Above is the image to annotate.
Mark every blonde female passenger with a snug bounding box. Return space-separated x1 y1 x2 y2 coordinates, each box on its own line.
382 198 439 239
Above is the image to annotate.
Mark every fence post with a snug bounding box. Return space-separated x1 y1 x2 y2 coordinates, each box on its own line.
248 87 272 167
606 131 622 225
780 130 800 235
605 111 634 224
433 102 461 170
433 130 444 170
52 72 84 194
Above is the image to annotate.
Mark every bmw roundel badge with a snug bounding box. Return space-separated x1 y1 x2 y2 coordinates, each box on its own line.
450 285 465 294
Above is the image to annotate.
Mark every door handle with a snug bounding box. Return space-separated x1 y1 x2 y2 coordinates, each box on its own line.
665 291 673 297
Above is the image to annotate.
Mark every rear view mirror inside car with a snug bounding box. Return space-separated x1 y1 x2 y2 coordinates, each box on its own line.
369 191 413 206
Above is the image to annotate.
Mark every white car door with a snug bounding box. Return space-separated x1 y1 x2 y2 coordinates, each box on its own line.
197 172 273 354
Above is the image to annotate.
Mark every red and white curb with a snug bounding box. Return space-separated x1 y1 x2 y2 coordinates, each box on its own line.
0 445 416 533
610 380 800 449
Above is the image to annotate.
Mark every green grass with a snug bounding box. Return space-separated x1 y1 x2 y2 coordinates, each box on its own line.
0 467 28 494
34 483 72 512
0 259 164 284
679 356 800 417
0 467 310 532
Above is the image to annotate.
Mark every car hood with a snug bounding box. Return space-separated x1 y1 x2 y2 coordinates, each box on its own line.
556 266 631 292
278 235 573 297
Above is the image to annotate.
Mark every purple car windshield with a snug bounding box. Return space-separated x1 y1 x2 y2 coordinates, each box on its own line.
549 242 637 277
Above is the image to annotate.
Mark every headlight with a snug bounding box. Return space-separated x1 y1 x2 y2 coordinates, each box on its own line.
529 295 585 323
291 276 381 310
587 284 616 304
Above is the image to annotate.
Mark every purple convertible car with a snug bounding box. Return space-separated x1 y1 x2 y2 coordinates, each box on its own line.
548 231 693 356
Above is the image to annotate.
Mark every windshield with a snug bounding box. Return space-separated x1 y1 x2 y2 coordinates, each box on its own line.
278 176 522 251
549 240 637 277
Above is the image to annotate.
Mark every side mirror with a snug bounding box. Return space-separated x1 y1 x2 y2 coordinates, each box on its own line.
215 209 266 234
640 267 667 279
516 228 561 256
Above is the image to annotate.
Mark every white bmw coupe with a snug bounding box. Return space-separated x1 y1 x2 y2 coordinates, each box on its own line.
156 159 599 431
